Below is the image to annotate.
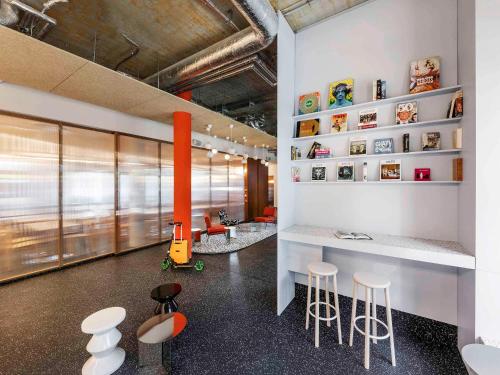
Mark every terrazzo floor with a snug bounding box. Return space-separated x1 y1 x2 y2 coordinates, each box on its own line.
0 235 467 375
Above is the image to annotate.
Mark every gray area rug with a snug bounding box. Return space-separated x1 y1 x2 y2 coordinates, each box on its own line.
192 223 277 254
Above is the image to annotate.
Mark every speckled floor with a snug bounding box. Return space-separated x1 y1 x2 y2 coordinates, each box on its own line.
0 235 467 375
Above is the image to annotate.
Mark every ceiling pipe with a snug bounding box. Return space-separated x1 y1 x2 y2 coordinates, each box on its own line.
114 33 140 71
200 0 240 32
143 0 278 90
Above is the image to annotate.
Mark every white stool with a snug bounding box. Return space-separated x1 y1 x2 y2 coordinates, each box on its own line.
81 307 126 375
462 344 500 375
305 262 342 348
349 272 395 369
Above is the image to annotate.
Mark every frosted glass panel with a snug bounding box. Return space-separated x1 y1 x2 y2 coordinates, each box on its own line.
161 142 173 240
0 116 59 281
192 148 211 229
62 127 115 263
228 157 245 222
210 153 229 223
118 136 160 251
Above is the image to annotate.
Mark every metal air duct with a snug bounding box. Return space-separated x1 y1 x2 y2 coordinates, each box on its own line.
0 0 19 26
143 0 278 90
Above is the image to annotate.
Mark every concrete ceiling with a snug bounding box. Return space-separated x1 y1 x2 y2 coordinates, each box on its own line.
4 0 369 139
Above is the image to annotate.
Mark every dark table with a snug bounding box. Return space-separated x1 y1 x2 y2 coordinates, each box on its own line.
150 283 182 315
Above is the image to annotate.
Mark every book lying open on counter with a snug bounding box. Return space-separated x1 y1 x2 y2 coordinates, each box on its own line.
335 231 373 240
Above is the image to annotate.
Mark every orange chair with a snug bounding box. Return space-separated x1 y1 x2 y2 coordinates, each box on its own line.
255 207 277 228
204 214 227 243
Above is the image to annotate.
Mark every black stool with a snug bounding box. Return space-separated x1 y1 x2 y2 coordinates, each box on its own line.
151 283 182 315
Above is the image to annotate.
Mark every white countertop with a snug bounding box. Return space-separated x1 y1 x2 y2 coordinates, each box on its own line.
278 225 475 269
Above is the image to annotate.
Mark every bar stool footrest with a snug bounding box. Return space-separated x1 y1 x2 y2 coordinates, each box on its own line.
308 302 339 322
354 315 390 340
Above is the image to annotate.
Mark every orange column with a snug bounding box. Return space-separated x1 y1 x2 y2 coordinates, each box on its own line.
173 110 192 257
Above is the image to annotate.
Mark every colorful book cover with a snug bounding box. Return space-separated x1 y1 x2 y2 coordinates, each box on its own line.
331 113 347 133
328 78 353 109
358 108 377 128
296 119 320 137
409 57 440 94
298 92 320 115
396 101 418 124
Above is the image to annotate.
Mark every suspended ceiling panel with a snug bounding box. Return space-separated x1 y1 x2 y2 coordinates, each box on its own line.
0 26 276 147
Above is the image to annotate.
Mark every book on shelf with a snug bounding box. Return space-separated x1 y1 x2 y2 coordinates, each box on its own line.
380 159 401 181
298 92 321 115
372 79 387 100
453 128 463 149
314 148 332 159
349 137 367 156
291 167 301 182
409 56 440 94
337 161 354 181
307 142 322 159
296 118 320 138
447 90 463 118
328 78 354 109
374 138 394 154
335 230 372 240
453 158 463 181
311 163 327 181
331 113 348 133
396 101 418 124
422 132 441 151
414 168 431 181
358 108 377 129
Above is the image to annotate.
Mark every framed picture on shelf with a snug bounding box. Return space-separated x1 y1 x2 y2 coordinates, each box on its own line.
414 168 431 181
396 101 418 124
311 163 327 182
374 138 394 154
349 137 367 156
422 132 441 151
409 56 440 94
337 162 354 182
358 108 378 129
328 78 354 109
331 113 348 133
296 119 320 138
298 92 321 115
380 159 401 181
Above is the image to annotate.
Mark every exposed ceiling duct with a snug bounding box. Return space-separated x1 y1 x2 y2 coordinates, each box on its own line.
0 1 19 26
0 0 67 39
114 33 140 71
143 0 278 91
170 54 276 94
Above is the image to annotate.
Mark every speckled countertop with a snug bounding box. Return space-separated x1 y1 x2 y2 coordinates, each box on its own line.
279 225 475 269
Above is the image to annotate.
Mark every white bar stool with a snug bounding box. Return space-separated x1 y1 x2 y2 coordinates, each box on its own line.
349 272 395 369
305 261 342 348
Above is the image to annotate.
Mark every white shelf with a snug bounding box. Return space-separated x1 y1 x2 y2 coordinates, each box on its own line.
292 148 462 163
292 117 462 142
294 180 461 185
279 225 475 269
293 85 463 121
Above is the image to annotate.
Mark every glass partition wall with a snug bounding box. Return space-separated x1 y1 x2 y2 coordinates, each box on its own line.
0 114 246 282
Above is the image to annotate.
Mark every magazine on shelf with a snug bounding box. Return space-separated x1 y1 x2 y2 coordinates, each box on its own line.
409 56 440 94
335 231 373 240
328 78 354 109
331 113 348 133
396 101 418 124
298 92 321 115
296 119 320 138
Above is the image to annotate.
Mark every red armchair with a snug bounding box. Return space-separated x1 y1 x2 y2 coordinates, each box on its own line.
255 207 277 228
204 214 227 243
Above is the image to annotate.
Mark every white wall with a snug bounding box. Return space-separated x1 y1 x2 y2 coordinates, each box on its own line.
457 0 476 348
474 0 500 345
279 0 464 324
277 12 297 314
293 0 459 240
0 82 268 159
